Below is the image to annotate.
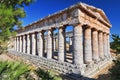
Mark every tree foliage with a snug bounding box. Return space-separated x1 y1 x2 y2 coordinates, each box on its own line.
0 0 33 51
110 34 120 54
0 61 30 80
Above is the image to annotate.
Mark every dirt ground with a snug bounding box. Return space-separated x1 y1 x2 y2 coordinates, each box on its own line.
0 53 14 61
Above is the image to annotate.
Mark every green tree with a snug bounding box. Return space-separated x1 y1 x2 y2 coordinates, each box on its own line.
0 0 33 53
110 34 120 54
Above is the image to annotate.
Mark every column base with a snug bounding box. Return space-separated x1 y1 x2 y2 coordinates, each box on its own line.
93 58 101 64
100 57 105 61
85 61 94 68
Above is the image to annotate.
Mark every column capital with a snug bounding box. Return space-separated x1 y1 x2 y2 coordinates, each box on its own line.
98 30 103 33
71 23 83 27
92 28 98 31
58 25 66 30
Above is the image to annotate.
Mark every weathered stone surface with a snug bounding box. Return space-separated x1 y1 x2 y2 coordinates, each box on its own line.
98 32 104 60
107 34 111 58
19 36 22 52
16 37 19 51
37 32 43 57
32 33 36 55
27 34 30 54
58 27 65 62
22 35 26 53
47 30 52 59
84 28 92 64
103 33 108 58
73 24 83 65
92 30 99 63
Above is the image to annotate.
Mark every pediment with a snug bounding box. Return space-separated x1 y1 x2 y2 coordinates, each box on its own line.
80 3 111 27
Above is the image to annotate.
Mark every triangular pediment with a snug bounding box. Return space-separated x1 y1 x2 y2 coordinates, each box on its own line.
80 3 111 27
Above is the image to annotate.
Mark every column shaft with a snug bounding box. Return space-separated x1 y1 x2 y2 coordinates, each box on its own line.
58 27 65 62
27 34 30 54
19 36 22 52
16 37 19 51
92 30 99 62
37 32 43 57
107 34 111 58
98 32 104 59
69 37 73 52
84 28 92 63
32 33 36 55
53 38 56 51
23 35 26 53
14 37 16 50
73 24 83 65
47 30 52 59
103 33 108 58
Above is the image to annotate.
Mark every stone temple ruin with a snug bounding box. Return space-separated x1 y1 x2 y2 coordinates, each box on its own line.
8 2 112 79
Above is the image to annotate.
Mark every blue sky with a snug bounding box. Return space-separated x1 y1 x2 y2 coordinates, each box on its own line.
22 0 120 40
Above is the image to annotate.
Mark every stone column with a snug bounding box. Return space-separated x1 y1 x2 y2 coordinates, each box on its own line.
84 27 92 64
37 31 43 57
103 33 108 58
53 37 56 51
32 33 36 55
19 36 22 52
98 31 104 60
14 37 16 50
69 37 73 52
47 30 53 59
107 34 111 58
58 27 65 62
92 30 99 63
16 36 19 51
44 38 47 53
27 34 30 54
73 24 83 65
23 35 26 53
43 34 45 56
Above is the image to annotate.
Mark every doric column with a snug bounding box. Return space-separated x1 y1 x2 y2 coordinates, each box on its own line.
92 30 99 63
14 37 16 50
37 31 43 57
73 24 83 65
103 33 108 58
16 36 19 51
44 38 47 53
27 34 30 54
43 34 45 56
23 35 26 53
98 31 104 60
53 37 56 51
69 37 73 52
19 36 22 52
107 34 111 58
84 27 92 64
47 30 53 59
32 33 36 55
58 27 65 62
69 37 72 45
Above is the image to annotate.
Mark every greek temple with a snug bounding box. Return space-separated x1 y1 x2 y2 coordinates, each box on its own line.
8 2 112 79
